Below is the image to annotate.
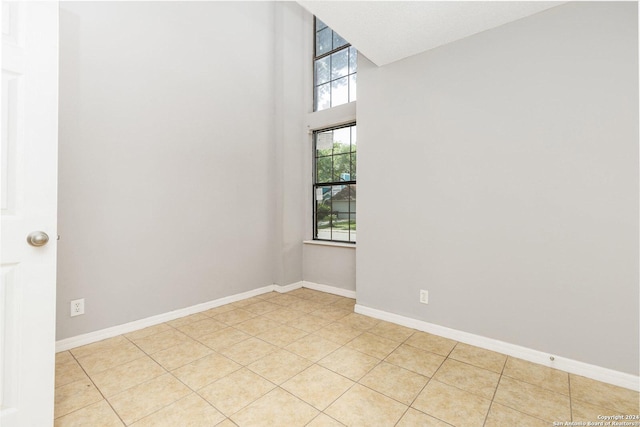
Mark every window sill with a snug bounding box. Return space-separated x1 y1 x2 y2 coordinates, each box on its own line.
303 240 356 249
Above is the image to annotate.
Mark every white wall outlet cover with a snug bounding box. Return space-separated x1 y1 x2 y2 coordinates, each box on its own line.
420 290 428 304
70 299 85 317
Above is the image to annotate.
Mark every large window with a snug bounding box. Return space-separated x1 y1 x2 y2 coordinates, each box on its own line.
313 123 356 243
314 18 357 111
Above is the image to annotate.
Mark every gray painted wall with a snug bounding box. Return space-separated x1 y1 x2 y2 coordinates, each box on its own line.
303 244 356 291
356 2 639 375
57 2 277 339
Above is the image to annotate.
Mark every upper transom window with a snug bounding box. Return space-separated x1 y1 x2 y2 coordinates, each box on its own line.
314 17 357 112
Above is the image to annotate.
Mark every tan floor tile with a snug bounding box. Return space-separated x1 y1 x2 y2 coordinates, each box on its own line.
256 325 308 347
231 296 265 308
234 317 281 336
287 288 318 299
346 332 400 359
412 380 491 427
215 420 238 427
571 399 618 423
306 413 346 427
405 332 457 357
107 374 191 425
326 383 407 426
54 400 124 427
396 408 452 427
287 298 325 314
282 364 354 410
198 327 251 351
570 374 640 414
166 313 210 328
493 376 570 422
385 344 445 377
484 403 548 427
131 329 191 354
213 309 257 326
130 393 225 427
255 291 279 300
56 351 76 366
285 334 342 362
176 318 227 338
286 314 332 333
55 356 89 388
91 356 165 397
172 352 241 390
124 323 172 341
319 347 380 381
368 321 415 343
247 349 312 384
151 339 213 370
219 337 278 365
448 343 507 373
70 336 130 359
76 341 146 376
198 368 275 416
54 378 104 418
315 322 363 345
433 359 500 400
305 292 342 305
359 362 429 405
310 305 352 321
330 297 356 311
202 304 236 317
269 293 304 306
241 300 281 315
337 313 380 331
231 388 318 427
262 307 305 323
503 357 569 395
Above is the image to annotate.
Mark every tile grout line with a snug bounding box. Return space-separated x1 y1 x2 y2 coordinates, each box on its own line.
65 350 128 426
481 349 509 427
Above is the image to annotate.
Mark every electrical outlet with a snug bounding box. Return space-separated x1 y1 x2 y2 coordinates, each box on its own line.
70 298 85 317
420 290 429 304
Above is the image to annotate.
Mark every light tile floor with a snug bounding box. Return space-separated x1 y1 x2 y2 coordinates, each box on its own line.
55 289 640 426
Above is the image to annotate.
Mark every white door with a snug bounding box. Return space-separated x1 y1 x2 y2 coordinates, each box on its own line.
1 1 58 426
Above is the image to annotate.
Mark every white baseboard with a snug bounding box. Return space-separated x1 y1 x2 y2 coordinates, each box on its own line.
355 304 640 392
302 281 356 299
56 281 357 353
273 281 303 293
56 285 275 353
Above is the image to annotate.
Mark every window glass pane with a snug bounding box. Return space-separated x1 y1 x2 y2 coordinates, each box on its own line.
315 185 332 240
315 57 330 86
316 156 332 183
331 77 349 107
349 74 357 103
333 153 351 182
333 32 348 50
349 47 358 74
351 153 357 180
315 83 331 111
349 213 356 242
333 127 350 154
316 28 332 56
351 126 357 150
315 18 328 31
316 131 333 156
349 185 356 242
331 49 349 80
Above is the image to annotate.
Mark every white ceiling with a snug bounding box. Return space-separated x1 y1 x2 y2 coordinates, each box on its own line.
298 1 564 66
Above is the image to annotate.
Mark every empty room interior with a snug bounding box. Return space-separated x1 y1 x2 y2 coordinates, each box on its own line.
7 0 640 426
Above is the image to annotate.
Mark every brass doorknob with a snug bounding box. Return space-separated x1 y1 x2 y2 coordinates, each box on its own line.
26 231 49 247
